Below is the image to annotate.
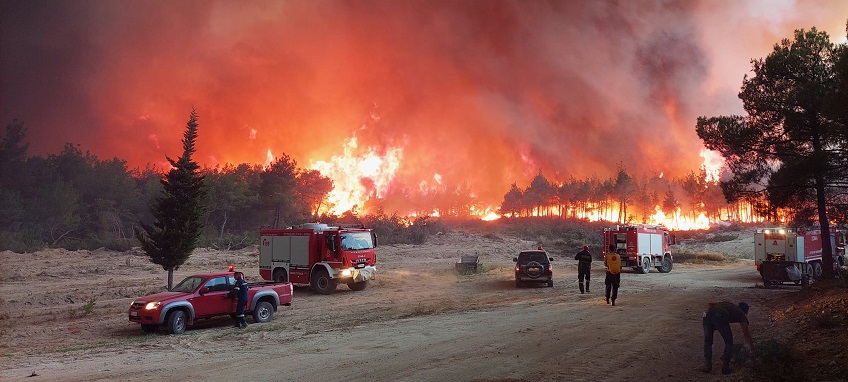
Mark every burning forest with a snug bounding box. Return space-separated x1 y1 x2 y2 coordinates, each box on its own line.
2 1 848 251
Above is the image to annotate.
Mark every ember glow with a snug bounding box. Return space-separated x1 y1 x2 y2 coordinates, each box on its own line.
2 1 846 228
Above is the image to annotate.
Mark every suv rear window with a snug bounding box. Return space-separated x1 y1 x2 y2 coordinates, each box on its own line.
517 251 549 264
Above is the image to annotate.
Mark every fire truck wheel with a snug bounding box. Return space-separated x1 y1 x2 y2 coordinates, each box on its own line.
311 269 337 295
639 258 651 274
167 310 187 334
657 256 673 273
273 269 288 283
347 280 368 291
810 262 822 280
252 301 274 323
141 324 158 333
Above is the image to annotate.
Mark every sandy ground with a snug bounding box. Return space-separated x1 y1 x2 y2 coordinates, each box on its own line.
0 231 794 381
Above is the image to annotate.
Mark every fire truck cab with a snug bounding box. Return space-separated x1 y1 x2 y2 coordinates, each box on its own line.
259 223 377 295
603 224 674 274
754 227 846 286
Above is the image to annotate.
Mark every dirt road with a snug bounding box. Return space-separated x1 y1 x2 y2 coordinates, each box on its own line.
0 232 785 381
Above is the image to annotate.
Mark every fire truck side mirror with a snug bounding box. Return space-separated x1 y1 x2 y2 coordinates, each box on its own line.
372 232 378 247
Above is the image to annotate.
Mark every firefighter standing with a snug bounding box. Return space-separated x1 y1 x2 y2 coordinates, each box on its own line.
231 271 249 328
604 244 621 306
702 301 754 374
574 245 593 293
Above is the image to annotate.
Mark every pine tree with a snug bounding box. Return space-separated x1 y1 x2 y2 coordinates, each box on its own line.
135 109 207 289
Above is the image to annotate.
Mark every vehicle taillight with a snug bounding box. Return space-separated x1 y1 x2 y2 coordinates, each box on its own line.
515 265 520 272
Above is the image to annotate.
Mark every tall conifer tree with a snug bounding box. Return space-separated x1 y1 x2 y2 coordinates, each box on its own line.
136 109 207 289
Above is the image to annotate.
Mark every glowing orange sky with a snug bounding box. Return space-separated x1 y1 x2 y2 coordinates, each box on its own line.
2 0 847 209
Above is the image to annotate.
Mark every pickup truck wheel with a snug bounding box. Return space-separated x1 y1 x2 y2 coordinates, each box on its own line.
167 310 187 334
347 280 368 291
657 256 673 273
141 324 158 333
252 301 274 323
311 269 337 295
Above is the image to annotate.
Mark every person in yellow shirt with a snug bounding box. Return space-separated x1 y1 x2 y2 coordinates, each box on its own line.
604 244 621 306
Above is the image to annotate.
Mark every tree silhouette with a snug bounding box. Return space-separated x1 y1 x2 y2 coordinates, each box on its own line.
697 28 847 278
135 109 207 290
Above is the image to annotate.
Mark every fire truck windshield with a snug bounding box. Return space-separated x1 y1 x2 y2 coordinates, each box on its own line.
340 232 374 250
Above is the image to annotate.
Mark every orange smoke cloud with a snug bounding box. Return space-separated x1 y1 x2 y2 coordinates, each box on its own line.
2 0 847 214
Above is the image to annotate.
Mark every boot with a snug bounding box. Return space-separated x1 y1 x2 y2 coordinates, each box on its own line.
579 282 584 294
586 281 590 293
611 299 616 306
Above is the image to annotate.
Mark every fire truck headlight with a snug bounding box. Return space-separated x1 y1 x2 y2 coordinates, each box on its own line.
340 269 352 277
144 301 161 310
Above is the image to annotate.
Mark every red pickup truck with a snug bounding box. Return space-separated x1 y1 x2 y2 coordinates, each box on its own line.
128 271 293 334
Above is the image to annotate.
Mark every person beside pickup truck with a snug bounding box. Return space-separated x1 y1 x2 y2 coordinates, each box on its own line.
231 272 249 328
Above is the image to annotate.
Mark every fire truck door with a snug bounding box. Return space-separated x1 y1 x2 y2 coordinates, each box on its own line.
794 236 804 263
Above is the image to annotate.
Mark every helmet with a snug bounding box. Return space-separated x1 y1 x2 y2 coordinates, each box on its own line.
738 301 750 314
582 245 589 250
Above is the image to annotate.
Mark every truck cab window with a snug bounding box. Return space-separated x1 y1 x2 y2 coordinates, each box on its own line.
173 276 203 292
340 232 374 250
204 276 231 292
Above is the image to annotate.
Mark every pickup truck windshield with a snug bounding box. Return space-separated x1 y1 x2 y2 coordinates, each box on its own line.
172 276 204 292
340 232 374 250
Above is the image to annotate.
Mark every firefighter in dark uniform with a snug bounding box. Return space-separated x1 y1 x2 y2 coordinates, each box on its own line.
231 271 249 328
702 301 754 374
574 245 593 293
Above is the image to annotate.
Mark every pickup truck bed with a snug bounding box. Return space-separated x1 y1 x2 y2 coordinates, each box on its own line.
129 272 293 334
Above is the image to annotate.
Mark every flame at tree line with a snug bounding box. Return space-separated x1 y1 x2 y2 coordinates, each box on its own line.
5 1 844 234
255 133 782 231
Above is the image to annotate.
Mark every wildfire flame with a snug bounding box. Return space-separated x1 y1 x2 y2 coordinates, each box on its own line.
297 126 754 230
311 136 402 215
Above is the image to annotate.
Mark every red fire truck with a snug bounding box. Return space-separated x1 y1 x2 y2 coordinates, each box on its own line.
602 224 674 274
754 227 846 286
259 223 377 294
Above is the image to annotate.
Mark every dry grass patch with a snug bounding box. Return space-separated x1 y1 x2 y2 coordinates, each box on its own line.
674 250 733 264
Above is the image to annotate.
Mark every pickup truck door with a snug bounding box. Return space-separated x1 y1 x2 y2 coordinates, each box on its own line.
190 276 236 318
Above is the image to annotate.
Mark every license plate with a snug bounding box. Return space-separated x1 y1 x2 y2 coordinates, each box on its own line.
130 311 138 317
